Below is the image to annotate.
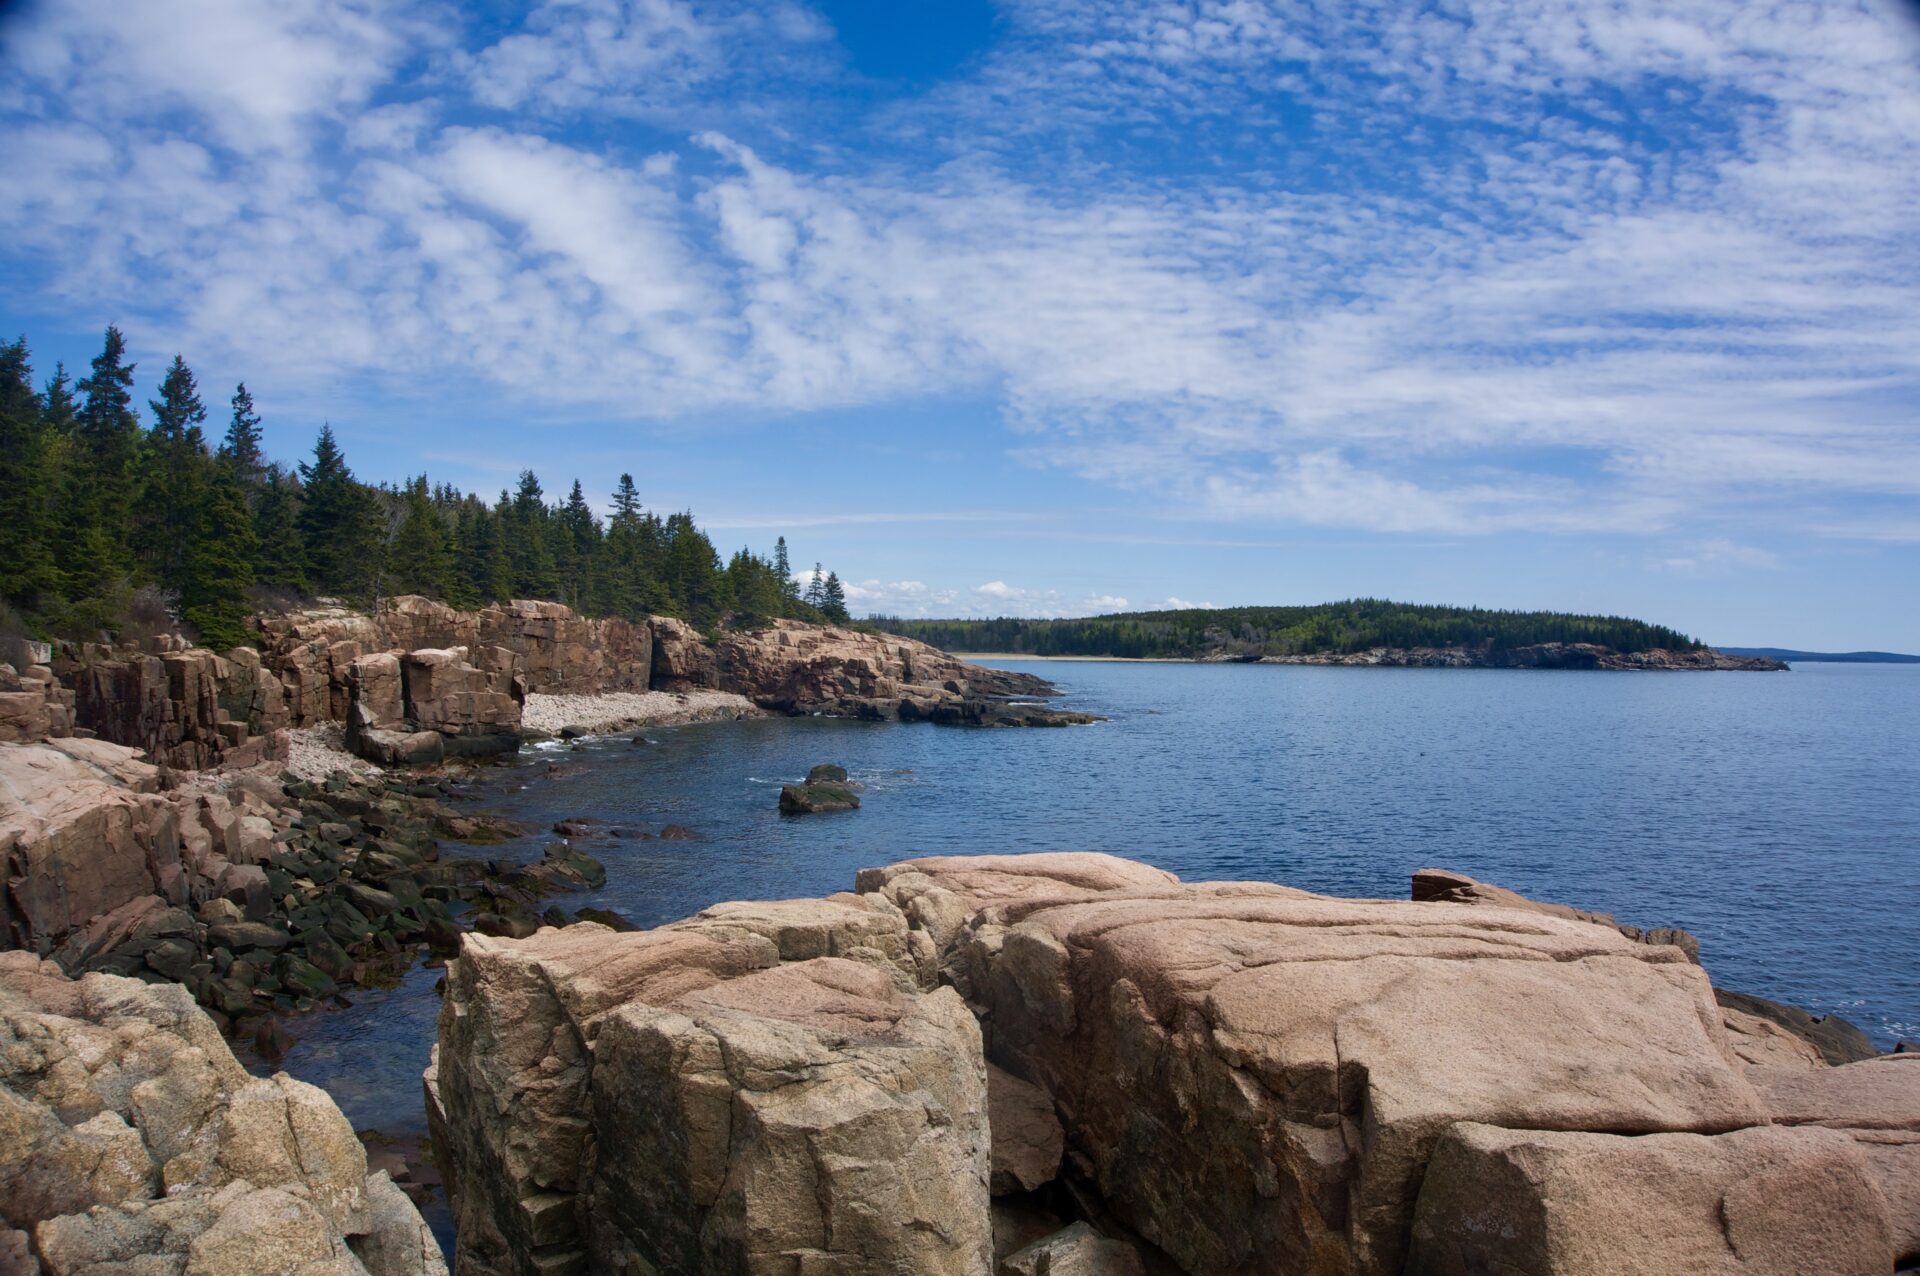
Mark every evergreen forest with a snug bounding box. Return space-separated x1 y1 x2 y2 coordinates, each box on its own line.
877 600 1705 660
0 328 853 650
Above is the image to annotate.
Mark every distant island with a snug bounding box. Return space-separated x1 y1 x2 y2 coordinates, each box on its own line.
881 600 1787 671
1720 648 1920 664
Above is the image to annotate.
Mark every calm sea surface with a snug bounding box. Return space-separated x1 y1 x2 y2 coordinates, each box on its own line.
279 660 1920 1146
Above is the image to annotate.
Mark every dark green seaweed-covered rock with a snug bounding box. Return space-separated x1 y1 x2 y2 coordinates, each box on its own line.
779 781 861 814
806 763 849 784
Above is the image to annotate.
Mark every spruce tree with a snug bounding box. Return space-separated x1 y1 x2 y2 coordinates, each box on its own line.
601 475 645 619
473 499 513 604
822 571 849 624
505 470 555 599
138 354 210 592
664 512 727 627
250 466 309 593
805 564 825 609
773 536 798 614
221 383 265 491
68 326 142 594
180 463 256 649
555 479 600 609
76 326 139 478
41 362 77 436
296 425 378 601
0 339 60 613
609 473 641 526
67 326 141 599
386 475 452 599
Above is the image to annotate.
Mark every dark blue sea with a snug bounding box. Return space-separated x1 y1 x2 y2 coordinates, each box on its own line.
281 660 1920 1144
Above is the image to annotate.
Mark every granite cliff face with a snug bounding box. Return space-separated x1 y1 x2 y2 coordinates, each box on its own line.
430 894 989 1276
342 647 526 766
253 597 655 725
248 598 1087 749
5 598 1083 780
433 853 1918 1276
0 951 444 1276
714 619 1091 724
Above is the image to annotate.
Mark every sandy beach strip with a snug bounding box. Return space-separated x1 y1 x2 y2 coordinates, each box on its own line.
521 689 763 737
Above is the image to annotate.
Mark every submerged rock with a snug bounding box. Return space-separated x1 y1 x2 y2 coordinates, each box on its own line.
778 780 861 813
1715 987 1881 1065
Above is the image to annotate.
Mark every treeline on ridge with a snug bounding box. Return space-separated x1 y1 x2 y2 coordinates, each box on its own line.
0 327 853 650
876 600 1705 660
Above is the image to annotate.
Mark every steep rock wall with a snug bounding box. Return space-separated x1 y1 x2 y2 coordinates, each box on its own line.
254 596 652 724
431 894 989 1276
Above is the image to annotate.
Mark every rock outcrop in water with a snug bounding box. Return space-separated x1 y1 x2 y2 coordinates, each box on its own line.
0 951 445 1276
433 852 1919 1275
715 619 1062 715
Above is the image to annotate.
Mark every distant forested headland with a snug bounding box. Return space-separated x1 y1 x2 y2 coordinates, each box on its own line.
877 601 1705 661
1 327 853 648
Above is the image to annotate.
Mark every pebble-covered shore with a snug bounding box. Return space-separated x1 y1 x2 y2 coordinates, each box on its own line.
520 688 761 737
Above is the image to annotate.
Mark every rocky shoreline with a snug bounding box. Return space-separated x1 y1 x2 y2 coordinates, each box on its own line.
1 951 447 1276
0 733 605 1048
519 689 763 740
423 853 1918 1275
2 601 1100 1057
1246 642 1789 670
8 603 1912 1275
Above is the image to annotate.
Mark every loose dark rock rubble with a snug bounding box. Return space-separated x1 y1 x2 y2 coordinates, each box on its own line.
13 760 609 1057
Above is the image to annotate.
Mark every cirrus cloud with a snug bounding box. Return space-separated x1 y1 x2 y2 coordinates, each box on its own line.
0 0 1916 546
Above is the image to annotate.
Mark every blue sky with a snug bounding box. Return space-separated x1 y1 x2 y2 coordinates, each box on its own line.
2 0 1918 648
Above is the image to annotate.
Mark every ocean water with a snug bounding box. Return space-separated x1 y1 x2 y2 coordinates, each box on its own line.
279 660 1920 1144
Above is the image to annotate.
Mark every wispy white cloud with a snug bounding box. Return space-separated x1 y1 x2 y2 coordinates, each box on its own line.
1658 538 1781 576
1 0 1916 544
699 510 1047 530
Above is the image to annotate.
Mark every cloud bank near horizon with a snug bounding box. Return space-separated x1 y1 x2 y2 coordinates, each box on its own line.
2 0 1918 554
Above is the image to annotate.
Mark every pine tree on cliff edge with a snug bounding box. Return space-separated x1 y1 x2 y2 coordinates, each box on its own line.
821 571 849 625
296 425 378 602
0 338 60 612
139 354 209 593
221 383 265 491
